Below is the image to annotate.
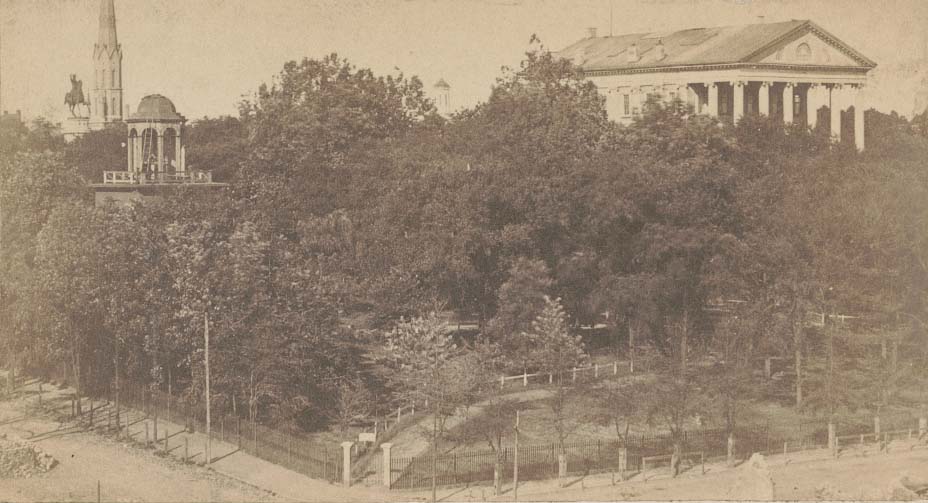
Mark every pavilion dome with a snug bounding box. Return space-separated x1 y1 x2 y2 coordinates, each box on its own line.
129 94 185 122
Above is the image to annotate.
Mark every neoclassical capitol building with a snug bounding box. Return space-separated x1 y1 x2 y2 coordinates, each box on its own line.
557 20 876 149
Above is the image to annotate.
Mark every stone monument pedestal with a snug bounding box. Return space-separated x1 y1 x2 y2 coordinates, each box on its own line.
62 116 92 143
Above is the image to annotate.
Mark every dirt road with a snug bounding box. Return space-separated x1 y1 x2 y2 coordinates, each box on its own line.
0 379 279 502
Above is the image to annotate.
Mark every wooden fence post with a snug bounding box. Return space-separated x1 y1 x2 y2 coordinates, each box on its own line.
572 367 577 382
145 422 149 446
594 364 599 378
500 376 505 388
523 372 528 387
548 373 553 384
613 362 617 375
184 437 189 463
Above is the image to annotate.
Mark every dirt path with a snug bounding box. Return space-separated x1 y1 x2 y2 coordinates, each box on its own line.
388 388 553 459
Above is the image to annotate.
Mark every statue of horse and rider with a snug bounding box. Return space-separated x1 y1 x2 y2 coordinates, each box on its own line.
65 74 88 117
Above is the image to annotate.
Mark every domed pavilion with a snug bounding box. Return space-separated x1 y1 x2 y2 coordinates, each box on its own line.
92 94 224 206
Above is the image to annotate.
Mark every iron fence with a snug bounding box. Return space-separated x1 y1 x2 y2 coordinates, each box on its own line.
114 383 344 484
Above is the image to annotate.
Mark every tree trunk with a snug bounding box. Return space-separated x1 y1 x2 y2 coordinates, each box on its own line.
671 441 682 477
431 410 438 503
628 318 635 373
794 322 803 408
114 343 120 427
70 320 82 415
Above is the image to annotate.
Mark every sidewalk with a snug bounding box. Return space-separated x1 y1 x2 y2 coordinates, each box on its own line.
6 375 403 502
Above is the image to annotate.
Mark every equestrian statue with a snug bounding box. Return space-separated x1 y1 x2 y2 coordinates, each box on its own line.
65 74 88 117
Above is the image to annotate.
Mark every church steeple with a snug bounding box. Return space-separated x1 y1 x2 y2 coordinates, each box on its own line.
91 0 123 128
97 0 118 49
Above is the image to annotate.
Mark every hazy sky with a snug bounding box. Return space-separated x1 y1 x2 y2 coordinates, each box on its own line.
2 0 927 122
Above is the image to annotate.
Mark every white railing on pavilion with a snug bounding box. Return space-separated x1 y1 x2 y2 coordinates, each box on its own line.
102 170 214 185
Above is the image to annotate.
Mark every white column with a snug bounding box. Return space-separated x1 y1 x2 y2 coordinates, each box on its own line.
686 85 698 113
175 133 182 172
854 85 865 150
782 83 794 124
733 81 745 123
708 83 719 118
759 82 770 116
157 132 165 173
830 85 843 141
341 441 353 487
381 443 393 488
127 136 133 172
807 84 819 128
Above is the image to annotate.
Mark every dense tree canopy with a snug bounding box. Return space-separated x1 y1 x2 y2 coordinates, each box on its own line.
2 45 927 436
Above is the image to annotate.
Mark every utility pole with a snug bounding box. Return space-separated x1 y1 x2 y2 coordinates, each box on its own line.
0 183 9 395
204 309 211 464
513 410 520 502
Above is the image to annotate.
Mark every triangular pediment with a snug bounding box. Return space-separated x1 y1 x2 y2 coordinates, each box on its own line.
749 22 875 68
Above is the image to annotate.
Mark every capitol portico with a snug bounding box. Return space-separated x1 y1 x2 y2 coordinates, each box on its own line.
557 20 876 149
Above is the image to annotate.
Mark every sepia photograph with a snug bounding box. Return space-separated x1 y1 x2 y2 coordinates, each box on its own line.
1 0 928 501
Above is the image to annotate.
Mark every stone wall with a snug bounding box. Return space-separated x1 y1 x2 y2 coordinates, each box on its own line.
0 435 57 478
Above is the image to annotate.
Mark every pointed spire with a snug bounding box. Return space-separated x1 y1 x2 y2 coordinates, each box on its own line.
97 0 118 49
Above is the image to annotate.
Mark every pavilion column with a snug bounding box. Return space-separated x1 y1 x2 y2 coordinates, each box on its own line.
782 83 794 124
134 135 142 172
807 84 820 128
175 134 182 172
759 82 770 116
854 85 865 150
157 131 165 173
830 85 843 141
733 81 745 123
126 136 133 172
708 83 719 117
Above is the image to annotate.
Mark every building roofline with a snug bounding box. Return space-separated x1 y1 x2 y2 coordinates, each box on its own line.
580 61 873 78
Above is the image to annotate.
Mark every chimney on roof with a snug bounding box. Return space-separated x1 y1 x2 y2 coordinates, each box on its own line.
627 43 639 63
587 27 597 38
655 39 666 60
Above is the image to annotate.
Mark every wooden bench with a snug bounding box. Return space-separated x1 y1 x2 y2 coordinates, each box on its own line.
835 429 917 457
642 451 705 474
